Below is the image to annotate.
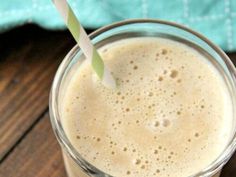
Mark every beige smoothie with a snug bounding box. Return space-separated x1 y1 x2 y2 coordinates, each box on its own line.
61 37 233 177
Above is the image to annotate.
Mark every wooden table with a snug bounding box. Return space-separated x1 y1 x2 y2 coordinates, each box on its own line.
0 25 235 177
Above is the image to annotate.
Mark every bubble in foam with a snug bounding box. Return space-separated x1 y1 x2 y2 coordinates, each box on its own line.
133 65 138 70
195 133 199 137
141 165 145 169
126 108 130 112
148 92 153 97
126 171 131 175
170 70 178 78
177 111 181 115
123 147 127 151
161 49 168 55
158 76 163 81
162 119 170 127
134 159 141 165
154 121 160 127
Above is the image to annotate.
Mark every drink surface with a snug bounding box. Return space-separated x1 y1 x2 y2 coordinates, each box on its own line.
62 37 233 177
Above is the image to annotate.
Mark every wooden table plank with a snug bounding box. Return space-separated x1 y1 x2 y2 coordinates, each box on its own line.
0 44 31 93
228 53 236 65
0 113 66 177
0 25 74 161
221 153 236 177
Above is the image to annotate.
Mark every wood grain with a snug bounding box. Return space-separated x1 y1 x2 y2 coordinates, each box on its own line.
0 113 66 177
221 152 236 177
228 53 236 65
219 52 236 177
0 25 74 161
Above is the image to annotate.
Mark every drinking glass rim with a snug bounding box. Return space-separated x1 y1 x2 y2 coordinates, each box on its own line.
49 19 236 177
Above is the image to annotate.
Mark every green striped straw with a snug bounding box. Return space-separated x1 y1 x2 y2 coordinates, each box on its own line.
52 0 116 88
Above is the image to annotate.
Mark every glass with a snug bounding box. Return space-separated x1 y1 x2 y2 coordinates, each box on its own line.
49 19 236 177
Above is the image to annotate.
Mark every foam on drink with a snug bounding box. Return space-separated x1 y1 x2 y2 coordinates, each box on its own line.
61 37 233 177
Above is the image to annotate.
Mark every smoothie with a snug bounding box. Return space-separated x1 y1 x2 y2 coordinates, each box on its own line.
61 37 233 177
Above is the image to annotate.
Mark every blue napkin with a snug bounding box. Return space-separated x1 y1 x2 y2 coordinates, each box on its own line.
1 0 236 51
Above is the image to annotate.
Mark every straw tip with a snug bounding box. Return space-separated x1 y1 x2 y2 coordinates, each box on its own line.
92 72 117 89
103 78 117 89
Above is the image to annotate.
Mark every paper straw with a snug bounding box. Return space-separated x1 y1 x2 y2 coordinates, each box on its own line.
52 0 116 88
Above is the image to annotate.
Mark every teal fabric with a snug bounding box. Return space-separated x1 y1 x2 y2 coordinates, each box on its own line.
1 0 236 51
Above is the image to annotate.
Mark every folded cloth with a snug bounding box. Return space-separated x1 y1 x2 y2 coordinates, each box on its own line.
1 0 236 51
